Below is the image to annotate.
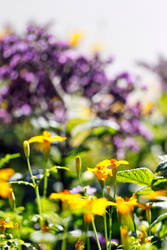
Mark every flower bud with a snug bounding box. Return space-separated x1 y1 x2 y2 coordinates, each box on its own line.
23 140 30 158
76 155 81 177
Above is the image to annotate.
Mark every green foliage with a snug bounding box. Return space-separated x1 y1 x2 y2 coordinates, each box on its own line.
156 161 167 172
66 118 87 134
151 178 167 190
158 93 167 116
0 153 20 168
117 168 156 186
151 213 167 228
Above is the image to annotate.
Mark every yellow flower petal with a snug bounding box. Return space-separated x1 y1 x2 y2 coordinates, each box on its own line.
47 136 67 142
0 181 13 199
117 160 129 165
0 168 15 182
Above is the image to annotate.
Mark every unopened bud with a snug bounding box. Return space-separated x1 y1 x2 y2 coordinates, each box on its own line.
23 140 30 158
76 155 81 177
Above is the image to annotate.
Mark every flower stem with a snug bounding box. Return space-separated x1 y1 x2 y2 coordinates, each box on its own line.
86 223 91 250
92 219 102 250
43 158 48 198
102 187 108 250
113 181 116 201
26 157 42 228
108 207 113 250
61 223 68 250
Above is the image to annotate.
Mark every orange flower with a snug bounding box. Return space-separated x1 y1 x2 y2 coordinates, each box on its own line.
109 194 138 215
28 131 66 158
49 190 85 211
0 168 15 199
49 190 112 223
83 197 112 223
142 190 167 200
88 158 128 182
0 219 18 232
88 160 112 181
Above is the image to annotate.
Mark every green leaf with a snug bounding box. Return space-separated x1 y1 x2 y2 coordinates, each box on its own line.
156 162 167 172
89 126 117 137
66 118 87 134
151 178 167 190
117 168 156 186
0 153 20 168
158 93 167 116
159 224 167 238
135 187 153 196
151 213 167 228
71 130 91 147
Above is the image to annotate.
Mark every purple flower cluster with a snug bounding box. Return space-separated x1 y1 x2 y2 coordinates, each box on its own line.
0 25 111 123
0 25 152 156
139 56 167 90
0 25 69 122
92 72 152 157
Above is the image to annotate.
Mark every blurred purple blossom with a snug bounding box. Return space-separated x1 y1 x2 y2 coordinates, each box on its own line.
70 185 96 195
0 24 153 156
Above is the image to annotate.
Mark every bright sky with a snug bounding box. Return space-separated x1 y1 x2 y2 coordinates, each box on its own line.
0 0 167 78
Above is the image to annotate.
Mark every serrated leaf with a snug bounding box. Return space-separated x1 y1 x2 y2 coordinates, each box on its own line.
0 153 20 168
151 178 167 190
151 213 167 228
117 168 155 186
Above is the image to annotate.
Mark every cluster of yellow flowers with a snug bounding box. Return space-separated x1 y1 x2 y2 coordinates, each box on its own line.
88 158 128 182
49 190 112 223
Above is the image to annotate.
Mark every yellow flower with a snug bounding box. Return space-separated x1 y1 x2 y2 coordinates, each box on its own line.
88 158 128 182
0 219 18 232
69 31 83 47
49 190 112 223
28 131 66 158
0 168 15 199
110 158 129 179
0 219 14 229
49 190 85 211
109 194 138 215
120 225 128 246
83 197 112 223
142 190 167 200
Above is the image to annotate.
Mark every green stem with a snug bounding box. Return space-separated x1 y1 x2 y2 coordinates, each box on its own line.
113 180 116 201
132 214 137 237
61 223 68 250
108 207 113 250
26 157 42 228
43 158 48 198
92 219 102 250
86 223 91 250
102 187 108 250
